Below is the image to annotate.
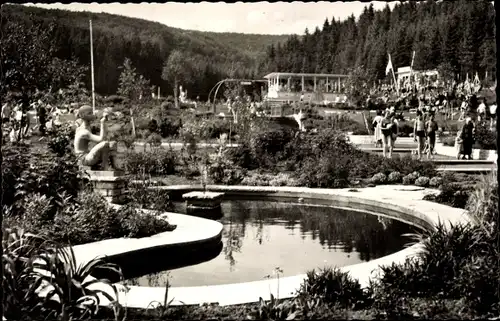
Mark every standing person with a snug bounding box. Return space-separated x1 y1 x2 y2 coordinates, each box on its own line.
461 117 475 160
381 111 399 158
477 98 487 123
455 129 464 159
489 103 497 130
372 110 384 148
2 101 12 124
413 110 426 159
425 112 439 159
37 103 47 136
459 96 468 121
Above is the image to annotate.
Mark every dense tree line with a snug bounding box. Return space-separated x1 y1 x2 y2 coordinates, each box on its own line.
262 0 496 83
2 4 287 99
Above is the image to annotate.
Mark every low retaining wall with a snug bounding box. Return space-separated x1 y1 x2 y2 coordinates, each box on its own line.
90 185 468 309
435 141 498 162
348 134 415 145
41 185 470 309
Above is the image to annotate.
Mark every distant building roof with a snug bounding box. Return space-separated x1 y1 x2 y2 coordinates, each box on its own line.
264 72 348 79
397 66 412 73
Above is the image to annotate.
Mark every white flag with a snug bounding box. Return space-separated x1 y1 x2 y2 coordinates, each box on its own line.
385 54 394 76
474 72 480 86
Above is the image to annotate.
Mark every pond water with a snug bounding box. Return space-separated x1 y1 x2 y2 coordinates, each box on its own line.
123 200 422 287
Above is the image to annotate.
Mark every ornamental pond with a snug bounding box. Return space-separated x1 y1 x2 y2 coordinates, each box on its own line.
122 199 423 288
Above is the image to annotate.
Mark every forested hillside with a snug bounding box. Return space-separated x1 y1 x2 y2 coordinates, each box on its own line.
1 4 288 97
263 0 496 83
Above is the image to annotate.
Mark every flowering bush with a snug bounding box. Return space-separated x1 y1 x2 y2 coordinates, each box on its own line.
387 171 402 183
402 174 414 185
371 173 387 184
241 172 298 187
123 148 177 176
47 123 75 157
415 176 430 187
429 176 443 187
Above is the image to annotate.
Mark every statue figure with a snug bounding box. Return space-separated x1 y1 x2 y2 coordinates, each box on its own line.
74 105 119 171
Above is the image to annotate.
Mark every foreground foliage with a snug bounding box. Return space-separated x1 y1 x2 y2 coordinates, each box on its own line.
3 228 124 321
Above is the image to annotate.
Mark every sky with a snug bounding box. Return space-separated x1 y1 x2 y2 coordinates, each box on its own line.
25 2 398 35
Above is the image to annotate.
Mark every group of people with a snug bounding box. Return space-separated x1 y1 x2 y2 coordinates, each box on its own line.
412 110 439 160
372 101 484 161
372 107 400 159
1 98 71 142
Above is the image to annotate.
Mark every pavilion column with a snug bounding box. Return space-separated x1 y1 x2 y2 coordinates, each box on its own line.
287 77 291 91
314 76 317 92
326 77 329 92
301 76 305 92
338 77 341 93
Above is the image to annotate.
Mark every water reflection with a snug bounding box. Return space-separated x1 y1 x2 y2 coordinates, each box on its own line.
214 201 419 266
131 200 420 287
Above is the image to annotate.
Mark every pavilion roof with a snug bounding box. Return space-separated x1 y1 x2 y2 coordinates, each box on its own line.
263 72 348 79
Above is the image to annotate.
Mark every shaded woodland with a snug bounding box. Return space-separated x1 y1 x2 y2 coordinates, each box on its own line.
1 1 496 100
1 4 289 98
262 1 496 84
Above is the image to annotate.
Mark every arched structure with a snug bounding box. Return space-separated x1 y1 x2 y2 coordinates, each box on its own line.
208 79 267 114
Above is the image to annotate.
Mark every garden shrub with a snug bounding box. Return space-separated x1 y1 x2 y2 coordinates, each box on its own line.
429 176 443 187
241 172 298 187
146 132 162 149
371 219 499 316
160 101 175 110
14 152 82 214
51 191 176 245
415 176 430 187
298 267 371 309
47 123 75 157
423 179 475 209
1 142 30 207
227 142 257 170
465 171 498 236
127 177 173 212
473 121 497 150
269 172 299 187
250 127 295 168
375 157 435 178
298 155 351 188
370 173 387 184
135 117 151 131
159 117 182 138
123 148 177 176
148 118 159 133
208 157 246 185
387 171 402 183
104 95 128 104
402 174 413 185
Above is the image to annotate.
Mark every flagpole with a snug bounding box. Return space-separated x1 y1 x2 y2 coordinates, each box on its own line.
409 51 415 91
90 19 96 114
388 54 399 96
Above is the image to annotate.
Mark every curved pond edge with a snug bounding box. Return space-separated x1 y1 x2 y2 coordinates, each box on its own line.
74 185 471 309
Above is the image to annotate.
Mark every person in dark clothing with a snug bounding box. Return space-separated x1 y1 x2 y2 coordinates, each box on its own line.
425 112 439 159
38 104 47 135
460 117 475 160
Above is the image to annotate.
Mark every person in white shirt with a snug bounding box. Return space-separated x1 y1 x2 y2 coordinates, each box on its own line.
459 98 468 121
477 99 487 122
489 104 497 130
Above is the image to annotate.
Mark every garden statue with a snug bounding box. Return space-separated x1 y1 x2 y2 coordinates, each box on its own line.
74 105 119 171
179 85 187 103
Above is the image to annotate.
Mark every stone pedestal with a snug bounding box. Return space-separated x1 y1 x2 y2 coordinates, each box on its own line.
183 191 224 209
82 166 127 204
